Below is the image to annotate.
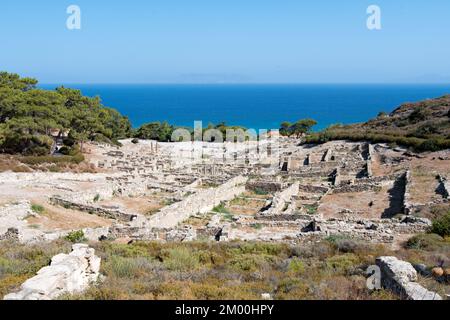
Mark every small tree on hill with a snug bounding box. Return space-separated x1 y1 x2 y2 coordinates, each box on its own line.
291 119 317 138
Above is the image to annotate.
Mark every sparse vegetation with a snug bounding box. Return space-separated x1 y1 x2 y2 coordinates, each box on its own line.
2 238 448 300
212 202 230 214
20 154 85 165
160 198 176 206
304 95 450 152
212 202 234 222
31 204 45 214
62 240 397 300
304 204 318 215
430 211 450 237
0 240 71 298
64 230 86 243
406 233 446 251
250 223 263 230
253 188 269 196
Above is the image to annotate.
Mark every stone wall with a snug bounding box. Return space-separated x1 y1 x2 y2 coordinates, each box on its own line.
147 176 248 228
246 181 283 193
4 244 101 300
438 175 449 199
332 168 341 186
50 196 137 222
332 182 382 194
0 228 19 241
403 171 413 215
366 160 373 178
259 182 299 215
376 256 442 300
298 184 329 194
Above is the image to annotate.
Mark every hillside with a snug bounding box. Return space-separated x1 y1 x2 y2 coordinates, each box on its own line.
305 95 450 152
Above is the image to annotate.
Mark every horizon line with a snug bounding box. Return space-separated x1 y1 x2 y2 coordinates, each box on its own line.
39 82 450 86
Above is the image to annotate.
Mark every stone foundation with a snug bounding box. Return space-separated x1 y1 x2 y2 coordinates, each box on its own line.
147 176 248 228
50 196 137 222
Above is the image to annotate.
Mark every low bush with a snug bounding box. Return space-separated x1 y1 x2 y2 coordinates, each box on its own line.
405 233 445 251
31 204 45 214
65 230 86 243
430 212 450 237
287 258 305 274
326 235 365 253
105 256 155 278
304 129 450 153
161 247 200 271
325 253 361 274
212 202 230 214
253 188 269 196
20 154 85 165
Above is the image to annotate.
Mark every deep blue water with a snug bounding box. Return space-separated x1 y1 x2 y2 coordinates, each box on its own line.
39 84 450 131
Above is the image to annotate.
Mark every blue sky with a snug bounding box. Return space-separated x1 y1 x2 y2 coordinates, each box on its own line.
1 0 450 83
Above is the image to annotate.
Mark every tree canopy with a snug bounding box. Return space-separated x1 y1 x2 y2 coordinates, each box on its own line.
0 72 132 155
135 121 175 142
279 118 317 138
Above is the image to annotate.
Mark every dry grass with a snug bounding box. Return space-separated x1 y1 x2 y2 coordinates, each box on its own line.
2 236 448 300
62 240 397 300
0 154 98 173
0 240 72 297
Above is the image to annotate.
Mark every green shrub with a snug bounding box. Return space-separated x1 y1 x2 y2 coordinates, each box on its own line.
251 223 263 230
326 235 361 253
228 255 269 272
212 202 230 214
58 146 71 155
20 154 85 165
65 230 86 243
106 256 154 278
405 233 445 251
253 188 269 196
304 204 318 215
325 253 360 273
430 212 450 237
288 258 305 274
31 204 45 214
161 247 199 271
228 242 286 256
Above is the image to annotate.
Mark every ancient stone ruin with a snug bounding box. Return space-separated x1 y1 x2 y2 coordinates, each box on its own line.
2 138 448 246
0 137 449 300
376 256 442 300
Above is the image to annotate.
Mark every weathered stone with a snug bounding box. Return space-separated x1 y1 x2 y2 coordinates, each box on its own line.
259 182 299 215
376 256 442 300
4 244 101 300
148 176 248 228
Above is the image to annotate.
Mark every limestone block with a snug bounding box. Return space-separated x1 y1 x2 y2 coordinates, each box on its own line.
376 256 442 300
4 244 101 300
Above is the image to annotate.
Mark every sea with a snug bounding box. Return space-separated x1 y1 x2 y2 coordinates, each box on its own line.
39 84 450 131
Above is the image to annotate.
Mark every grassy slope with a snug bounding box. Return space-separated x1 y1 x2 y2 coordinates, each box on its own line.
2 237 449 300
305 95 450 151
